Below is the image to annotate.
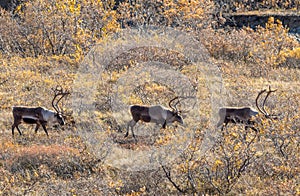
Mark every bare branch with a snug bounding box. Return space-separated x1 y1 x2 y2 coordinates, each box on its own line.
161 165 185 193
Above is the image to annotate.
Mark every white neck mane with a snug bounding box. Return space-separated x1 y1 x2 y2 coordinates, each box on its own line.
41 109 56 123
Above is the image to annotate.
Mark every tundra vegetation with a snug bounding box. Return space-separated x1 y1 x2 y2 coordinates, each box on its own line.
0 0 299 195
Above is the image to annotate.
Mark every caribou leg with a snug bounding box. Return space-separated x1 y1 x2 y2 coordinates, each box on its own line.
34 124 40 133
221 118 230 131
12 123 22 136
245 120 258 132
41 124 48 136
162 121 167 129
126 120 137 138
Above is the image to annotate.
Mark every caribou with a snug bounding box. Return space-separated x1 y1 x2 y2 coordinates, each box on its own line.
217 86 278 131
12 86 70 136
125 97 186 138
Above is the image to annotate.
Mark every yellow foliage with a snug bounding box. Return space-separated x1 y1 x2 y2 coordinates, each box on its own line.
118 0 214 29
233 142 241 151
254 17 297 67
15 5 22 13
280 47 300 60
145 83 166 92
214 159 223 167
1 0 121 58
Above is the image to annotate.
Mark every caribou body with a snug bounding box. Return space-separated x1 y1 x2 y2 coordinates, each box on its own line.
125 97 184 138
12 86 69 136
217 86 278 131
12 106 65 136
217 107 259 131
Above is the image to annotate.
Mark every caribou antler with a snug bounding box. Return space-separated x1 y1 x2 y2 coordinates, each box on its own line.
256 86 278 118
51 86 70 114
255 89 267 115
169 96 180 113
169 96 196 113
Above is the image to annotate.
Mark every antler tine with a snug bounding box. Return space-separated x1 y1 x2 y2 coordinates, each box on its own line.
256 89 267 116
51 86 70 113
169 96 180 112
56 91 70 112
178 96 197 113
262 86 277 117
169 96 196 113
52 85 63 94
52 86 61 113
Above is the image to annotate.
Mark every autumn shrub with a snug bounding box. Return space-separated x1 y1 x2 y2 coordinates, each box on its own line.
214 0 299 13
0 0 120 58
250 17 299 67
278 46 300 68
201 26 256 63
201 17 299 77
117 0 215 30
151 122 261 195
0 55 75 113
156 112 299 195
